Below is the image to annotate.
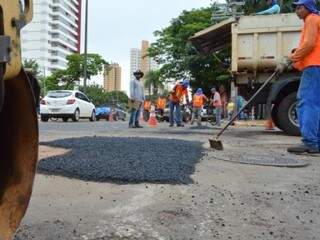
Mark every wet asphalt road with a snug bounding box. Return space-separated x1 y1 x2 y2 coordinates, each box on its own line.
14 121 320 240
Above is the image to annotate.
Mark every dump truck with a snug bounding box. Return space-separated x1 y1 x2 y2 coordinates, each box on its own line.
190 13 303 136
0 1 39 239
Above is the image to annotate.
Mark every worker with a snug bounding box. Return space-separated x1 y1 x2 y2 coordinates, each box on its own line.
169 79 190 127
129 70 145 128
210 87 222 127
143 97 152 122
236 95 247 120
256 0 281 15
227 99 235 121
219 85 228 119
191 88 208 126
286 0 320 154
156 95 167 121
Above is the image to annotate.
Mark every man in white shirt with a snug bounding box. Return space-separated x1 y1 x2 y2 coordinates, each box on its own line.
129 70 145 128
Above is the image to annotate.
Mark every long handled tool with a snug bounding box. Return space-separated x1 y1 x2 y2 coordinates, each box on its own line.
209 70 279 150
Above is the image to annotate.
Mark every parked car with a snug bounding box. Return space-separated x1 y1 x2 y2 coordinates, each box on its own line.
201 103 214 121
114 105 126 121
40 90 96 122
96 104 126 121
96 105 112 121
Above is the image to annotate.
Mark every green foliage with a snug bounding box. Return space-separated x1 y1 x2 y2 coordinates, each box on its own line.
149 2 300 95
23 59 40 77
79 85 129 107
42 53 107 94
148 7 231 94
66 53 107 80
144 70 165 95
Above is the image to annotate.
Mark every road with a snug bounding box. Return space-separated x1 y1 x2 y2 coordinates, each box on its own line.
15 120 320 240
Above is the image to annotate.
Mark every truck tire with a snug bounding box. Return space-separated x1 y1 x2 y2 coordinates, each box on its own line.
271 104 283 131
277 92 301 136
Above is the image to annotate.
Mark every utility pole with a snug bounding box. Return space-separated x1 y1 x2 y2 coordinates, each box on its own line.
83 0 89 87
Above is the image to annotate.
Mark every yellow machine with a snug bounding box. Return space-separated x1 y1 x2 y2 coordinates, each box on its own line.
0 1 38 239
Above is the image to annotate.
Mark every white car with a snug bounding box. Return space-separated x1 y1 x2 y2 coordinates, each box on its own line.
40 90 96 122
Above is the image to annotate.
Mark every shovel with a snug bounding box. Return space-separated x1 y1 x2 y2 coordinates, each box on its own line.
209 70 280 150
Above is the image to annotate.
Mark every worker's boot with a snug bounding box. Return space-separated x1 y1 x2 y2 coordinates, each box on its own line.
287 144 320 154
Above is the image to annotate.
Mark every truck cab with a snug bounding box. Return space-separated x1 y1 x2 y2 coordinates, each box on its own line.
190 13 303 136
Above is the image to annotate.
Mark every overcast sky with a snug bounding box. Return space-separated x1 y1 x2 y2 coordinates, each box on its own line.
81 0 213 92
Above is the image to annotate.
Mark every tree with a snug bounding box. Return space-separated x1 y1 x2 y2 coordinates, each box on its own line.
23 59 40 77
42 53 108 92
148 7 231 94
79 85 129 108
66 53 107 81
144 70 164 95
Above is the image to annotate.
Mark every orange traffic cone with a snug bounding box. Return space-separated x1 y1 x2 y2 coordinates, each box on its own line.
148 106 158 127
265 118 275 130
140 110 144 122
109 110 114 122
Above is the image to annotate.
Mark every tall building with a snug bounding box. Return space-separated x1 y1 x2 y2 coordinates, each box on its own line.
129 48 141 81
21 0 82 76
104 63 122 92
129 41 159 82
140 40 150 79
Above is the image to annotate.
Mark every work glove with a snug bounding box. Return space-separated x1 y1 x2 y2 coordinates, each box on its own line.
276 57 293 73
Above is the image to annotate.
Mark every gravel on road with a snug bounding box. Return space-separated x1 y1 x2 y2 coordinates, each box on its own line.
38 136 205 184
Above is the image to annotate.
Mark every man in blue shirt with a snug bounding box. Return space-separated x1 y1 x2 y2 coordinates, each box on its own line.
256 0 281 15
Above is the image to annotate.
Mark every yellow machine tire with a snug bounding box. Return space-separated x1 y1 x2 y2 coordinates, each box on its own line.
0 69 38 240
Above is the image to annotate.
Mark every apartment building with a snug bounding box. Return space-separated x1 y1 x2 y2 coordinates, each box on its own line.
21 0 82 76
104 63 122 92
129 48 142 81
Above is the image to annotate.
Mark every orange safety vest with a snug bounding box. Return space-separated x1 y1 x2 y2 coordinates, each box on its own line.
295 14 320 70
170 84 187 103
144 101 151 111
193 95 204 108
157 98 166 109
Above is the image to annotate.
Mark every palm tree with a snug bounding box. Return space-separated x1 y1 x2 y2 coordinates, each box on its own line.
144 70 164 96
23 59 40 77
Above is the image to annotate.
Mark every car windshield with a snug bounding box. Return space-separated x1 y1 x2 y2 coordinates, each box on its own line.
47 91 72 98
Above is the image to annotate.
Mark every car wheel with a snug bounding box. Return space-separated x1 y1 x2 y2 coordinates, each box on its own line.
62 117 68 122
89 110 96 122
96 117 100 121
41 115 49 122
277 92 300 136
72 109 80 122
122 114 126 121
114 114 119 121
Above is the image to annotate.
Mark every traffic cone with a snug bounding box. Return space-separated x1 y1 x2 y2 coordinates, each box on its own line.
139 110 144 122
109 110 114 122
265 118 275 130
148 106 158 127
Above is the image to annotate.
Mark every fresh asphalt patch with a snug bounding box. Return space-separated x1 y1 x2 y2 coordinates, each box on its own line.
38 137 205 184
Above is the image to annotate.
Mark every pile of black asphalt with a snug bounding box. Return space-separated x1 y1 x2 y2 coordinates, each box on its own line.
38 136 205 184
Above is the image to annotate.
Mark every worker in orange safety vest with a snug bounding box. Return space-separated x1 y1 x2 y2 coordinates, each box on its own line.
168 79 190 127
156 95 167 121
143 98 152 122
191 88 208 126
286 0 320 154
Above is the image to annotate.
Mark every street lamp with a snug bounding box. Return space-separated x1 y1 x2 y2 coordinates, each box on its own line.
83 0 89 87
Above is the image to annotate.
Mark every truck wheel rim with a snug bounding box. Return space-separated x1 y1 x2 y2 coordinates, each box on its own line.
289 101 299 127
